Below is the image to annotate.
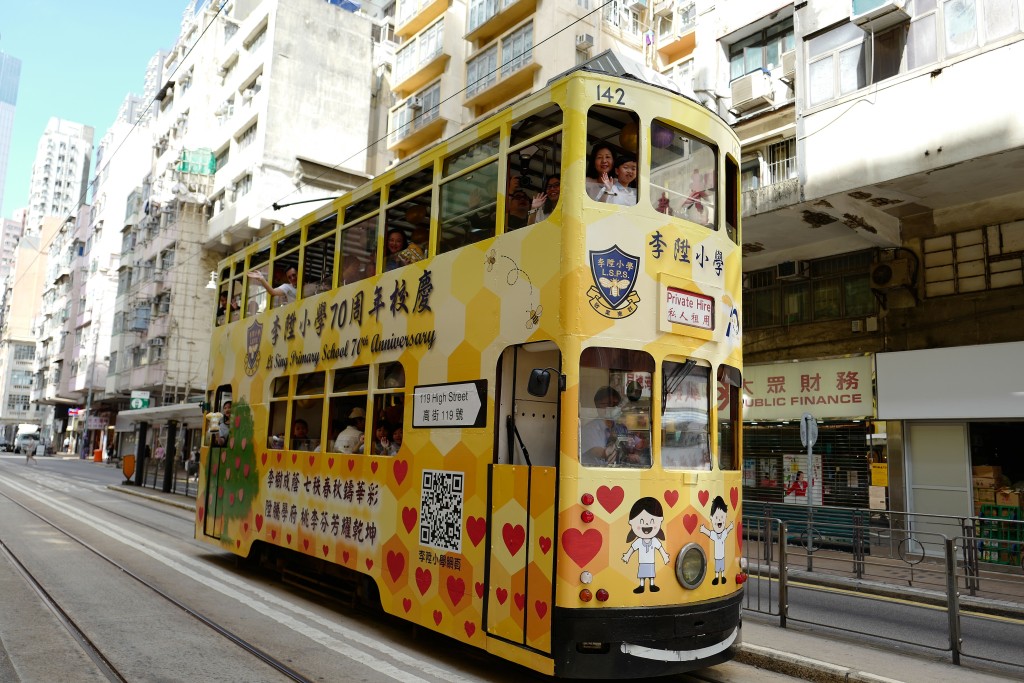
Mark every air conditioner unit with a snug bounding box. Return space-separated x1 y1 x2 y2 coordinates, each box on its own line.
154 270 164 282
776 260 808 280
575 33 594 51
781 50 796 81
851 0 910 32
407 96 423 110
870 258 913 289
731 71 774 113
149 337 165 347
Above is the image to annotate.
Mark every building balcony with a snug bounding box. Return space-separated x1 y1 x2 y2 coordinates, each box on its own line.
387 96 448 156
395 0 447 40
465 0 537 47
393 22 449 98
463 44 539 115
656 15 696 63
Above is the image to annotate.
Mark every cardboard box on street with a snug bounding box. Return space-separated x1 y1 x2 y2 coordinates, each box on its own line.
995 489 1021 508
972 476 997 490
972 465 1002 478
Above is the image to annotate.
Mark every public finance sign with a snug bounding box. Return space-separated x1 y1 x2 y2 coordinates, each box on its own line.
742 355 873 422
413 381 486 429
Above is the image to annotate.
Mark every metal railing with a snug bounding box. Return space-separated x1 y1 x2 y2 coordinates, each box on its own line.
742 505 1024 670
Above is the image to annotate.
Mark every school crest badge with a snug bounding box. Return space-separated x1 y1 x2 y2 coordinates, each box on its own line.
244 319 263 377
588 245 641 318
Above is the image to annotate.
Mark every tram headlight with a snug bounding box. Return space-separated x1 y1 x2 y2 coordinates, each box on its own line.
675 542 707 590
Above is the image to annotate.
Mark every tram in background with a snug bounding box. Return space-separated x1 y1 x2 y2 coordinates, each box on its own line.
197 64 745 679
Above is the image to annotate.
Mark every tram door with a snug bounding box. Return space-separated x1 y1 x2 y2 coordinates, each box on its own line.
487 343 560 653
203 389 232 539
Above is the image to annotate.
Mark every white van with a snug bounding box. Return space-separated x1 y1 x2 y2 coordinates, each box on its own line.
14 425 40 454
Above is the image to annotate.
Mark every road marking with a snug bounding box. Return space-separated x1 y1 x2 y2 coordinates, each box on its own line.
1 477 479 683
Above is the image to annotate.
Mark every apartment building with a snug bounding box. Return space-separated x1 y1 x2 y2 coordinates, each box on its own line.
23 118 94 237
107 0 392 459
717 0 1024 524
0 51 21 219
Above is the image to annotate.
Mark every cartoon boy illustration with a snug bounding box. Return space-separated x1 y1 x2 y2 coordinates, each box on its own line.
621 497 671 593
699 495 735 586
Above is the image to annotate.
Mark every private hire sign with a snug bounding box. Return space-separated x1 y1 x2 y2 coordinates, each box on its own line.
742 355 873 421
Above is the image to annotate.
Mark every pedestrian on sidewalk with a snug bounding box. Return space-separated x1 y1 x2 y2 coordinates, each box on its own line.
26 443 36 464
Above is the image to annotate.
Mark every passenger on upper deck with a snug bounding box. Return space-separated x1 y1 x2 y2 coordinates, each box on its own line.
385 228 424 271
248 267 297 306
595 153 638 206
585 143 616 202
529 175 560 224
506 189 532 230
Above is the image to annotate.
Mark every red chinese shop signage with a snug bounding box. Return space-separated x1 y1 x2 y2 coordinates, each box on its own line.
741 356 874 421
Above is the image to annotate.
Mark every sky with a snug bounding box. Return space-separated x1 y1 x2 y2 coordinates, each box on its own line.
0 1 189 220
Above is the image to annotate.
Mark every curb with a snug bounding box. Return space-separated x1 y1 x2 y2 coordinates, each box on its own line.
106 484 197 512
737 643 905 683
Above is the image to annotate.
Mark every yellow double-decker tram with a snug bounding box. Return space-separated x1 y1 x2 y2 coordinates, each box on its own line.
198 64 744 679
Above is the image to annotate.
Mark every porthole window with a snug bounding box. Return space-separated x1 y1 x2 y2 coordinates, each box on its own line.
675 542 707 589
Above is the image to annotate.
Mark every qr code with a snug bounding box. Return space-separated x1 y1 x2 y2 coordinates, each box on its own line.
419 469 464 553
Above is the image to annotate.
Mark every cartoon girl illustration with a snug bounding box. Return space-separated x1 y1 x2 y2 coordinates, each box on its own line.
621 497 671 593
699 495 735 586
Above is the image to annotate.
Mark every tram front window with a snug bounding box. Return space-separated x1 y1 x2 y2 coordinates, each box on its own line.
578 347 653 468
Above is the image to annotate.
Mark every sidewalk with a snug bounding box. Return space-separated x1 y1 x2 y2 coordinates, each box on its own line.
108 483 1020 683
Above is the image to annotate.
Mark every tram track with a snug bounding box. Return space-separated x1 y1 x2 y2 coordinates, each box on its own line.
0 487 314 683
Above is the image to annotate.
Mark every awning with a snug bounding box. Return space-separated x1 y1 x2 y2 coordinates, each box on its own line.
114 403 205 432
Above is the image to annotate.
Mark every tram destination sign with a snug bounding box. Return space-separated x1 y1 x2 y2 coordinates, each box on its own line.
413 380 487 429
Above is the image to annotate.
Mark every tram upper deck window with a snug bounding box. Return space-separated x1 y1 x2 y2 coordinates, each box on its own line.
386 166 433 267
246 248 270 316
439 135 499 254
340 216 378 285
662 359 711 471
585 105 640 206
650 119 718 230
302 212 338 296
578 347 653 469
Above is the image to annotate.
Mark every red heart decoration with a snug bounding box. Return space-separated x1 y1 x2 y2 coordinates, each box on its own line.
242 521 249 533
292 453 297 464
309 455 315 466
561 528 603 567
393 459 409 485
229 438 234 449
286 534 292 544
255 514 263 531
513 593 525 611
221 451 227 463
475 582 484 599
328 457 335 468
235 457 241 469
534 600 548 619
664 490 679 508
371 461 379 473
343 551 350 564
243 465 250 478
197 506 205 522
322 544 330 557
539 536 552 554
730 486 739 509
683 513 698 534
432 610 442 625
464 621 476 638
261 453 268 465
365 559 373 570
415 567 432 595
447 576 465 605
236 540 240 548
237 488 243 502
402 598 412 612
466 516 486 546
596 485 624 514
271 530 277 540
502 523 526 557
698 489 710 507
496 587 508 604
217 486 223 499
387 551 405 582
303 539 310 551
276 452 282 462
348 459 355 471
402 507 418 533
